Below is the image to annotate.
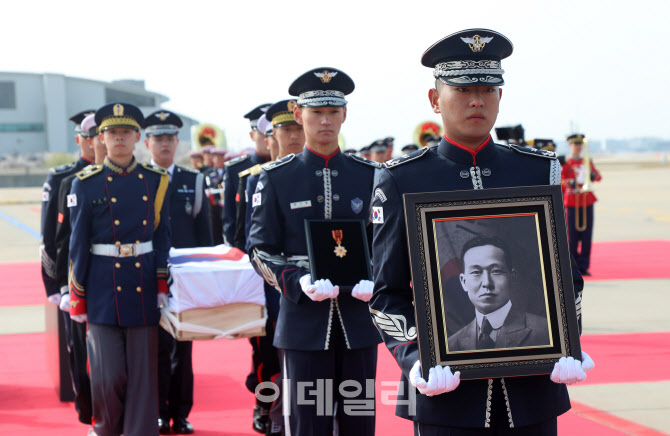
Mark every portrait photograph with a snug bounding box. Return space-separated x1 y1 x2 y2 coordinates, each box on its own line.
403 185 582 379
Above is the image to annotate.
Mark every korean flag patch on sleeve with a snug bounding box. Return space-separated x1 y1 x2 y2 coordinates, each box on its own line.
252 192 261 207
372 206 384 224
67 194 77 208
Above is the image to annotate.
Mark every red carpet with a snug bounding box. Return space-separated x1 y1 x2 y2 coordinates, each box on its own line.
584 240 670 282
0 332 666 435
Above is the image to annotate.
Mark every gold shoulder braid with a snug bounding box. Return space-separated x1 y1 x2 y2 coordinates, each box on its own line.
76 165 103 180
153 172 169 230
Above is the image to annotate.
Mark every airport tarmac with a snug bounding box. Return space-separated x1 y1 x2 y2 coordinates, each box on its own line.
1 157 669 434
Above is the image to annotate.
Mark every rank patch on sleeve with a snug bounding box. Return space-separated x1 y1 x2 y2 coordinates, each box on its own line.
372 206 384 224
67 194 77 208
252 193 262 207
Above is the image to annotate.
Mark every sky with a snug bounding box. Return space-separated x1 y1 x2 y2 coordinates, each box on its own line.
3 0 669 154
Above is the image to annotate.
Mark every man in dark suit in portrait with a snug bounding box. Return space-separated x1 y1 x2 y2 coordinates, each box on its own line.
447 235 550 352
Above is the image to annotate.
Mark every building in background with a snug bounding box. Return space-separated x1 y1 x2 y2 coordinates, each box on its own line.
0 72 198 156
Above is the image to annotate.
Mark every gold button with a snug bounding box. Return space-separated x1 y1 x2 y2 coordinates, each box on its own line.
138 174 144 179
142 220 147 225
142 195 148 201
135 262 141 268
115 263 121 268
107 176 113 182
115 241 121 246
136 287 142 292
114 220 120 225
117 286 122 291
136 240 140 244
111 197 117 203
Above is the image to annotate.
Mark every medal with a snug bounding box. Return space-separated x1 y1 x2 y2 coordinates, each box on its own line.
332 230 347 258
185 197 193 215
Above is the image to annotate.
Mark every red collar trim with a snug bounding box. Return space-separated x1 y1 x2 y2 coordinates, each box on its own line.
444 135 491 166
81 156 94 164
306 145 340 168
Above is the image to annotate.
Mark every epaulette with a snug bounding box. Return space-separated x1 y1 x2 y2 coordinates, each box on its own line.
346 154 382 168
384 146 432 169
140 162 169 175
175 165 199 175
239 163 263 178
50 162 76 175
76 164 103 180
264 154 296 172
225 154 249 168
499 143 557 160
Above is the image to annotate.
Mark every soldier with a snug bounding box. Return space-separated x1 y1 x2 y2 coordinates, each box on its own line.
41 109 95 304
384 136 395 160
248 67 381 436
369 29 594 435
68 102 171 436
222 104 272 245
401 144 420 154
144 110 213 434
188 150 204 170
205 148 226 245
359 144 372 160
200 145 214 174
54 113 106 430
561 133 602 276
369 139 388 163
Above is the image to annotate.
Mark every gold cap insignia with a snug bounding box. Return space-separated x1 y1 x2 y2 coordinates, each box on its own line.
156 111 169 121
315 70 338 83
460 34 494 53
287 100 297 112
113 104 125 116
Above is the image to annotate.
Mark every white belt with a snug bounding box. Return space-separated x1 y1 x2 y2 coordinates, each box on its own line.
91 241 153 258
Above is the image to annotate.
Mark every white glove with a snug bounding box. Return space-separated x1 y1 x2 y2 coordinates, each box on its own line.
550 351 595 385
71 313 88 323
351 280 374 302
157 293 169 308
409 360 460 396
47 293 61 306
59 293 71 312
300 274 339 302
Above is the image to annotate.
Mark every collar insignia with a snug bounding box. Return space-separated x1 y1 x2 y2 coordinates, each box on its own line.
315 70 338 83
460 34 494 52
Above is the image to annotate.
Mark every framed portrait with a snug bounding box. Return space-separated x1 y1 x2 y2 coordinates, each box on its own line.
304 219 372 291
403 185 581 380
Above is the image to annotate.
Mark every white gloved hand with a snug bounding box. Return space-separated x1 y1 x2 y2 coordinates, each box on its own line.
301 275 339 302
409 360 460 396
157 293 169 308
351 280 374 302
59 293 71 312
71 313 88 323
550 351 595 385
47 293 61 306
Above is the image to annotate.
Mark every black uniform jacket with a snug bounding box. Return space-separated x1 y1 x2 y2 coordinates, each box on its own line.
369 136 582 428
169 165 213 249
223 153 268 245
248 147 383 351
41 156 92 297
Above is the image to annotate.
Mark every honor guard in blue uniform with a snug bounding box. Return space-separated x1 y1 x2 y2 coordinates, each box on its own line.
144 110 213 435
68 103 171 436
248 68 382 436
54 113 106 429
205 148 227 245
368 29 594 436
222 103 272 245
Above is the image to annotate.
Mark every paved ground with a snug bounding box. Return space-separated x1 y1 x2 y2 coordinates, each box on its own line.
1 156 669 433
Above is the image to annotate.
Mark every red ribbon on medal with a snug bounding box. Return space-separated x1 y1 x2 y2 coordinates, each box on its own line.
332 230 347 258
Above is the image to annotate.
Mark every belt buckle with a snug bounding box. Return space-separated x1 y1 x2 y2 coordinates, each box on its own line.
119 244 134 257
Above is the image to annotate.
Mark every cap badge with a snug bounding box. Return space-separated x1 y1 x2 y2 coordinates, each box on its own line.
156 112 169 121
460 34 493 52
113 104 125 116
315 70 338 83
287 100 297 112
